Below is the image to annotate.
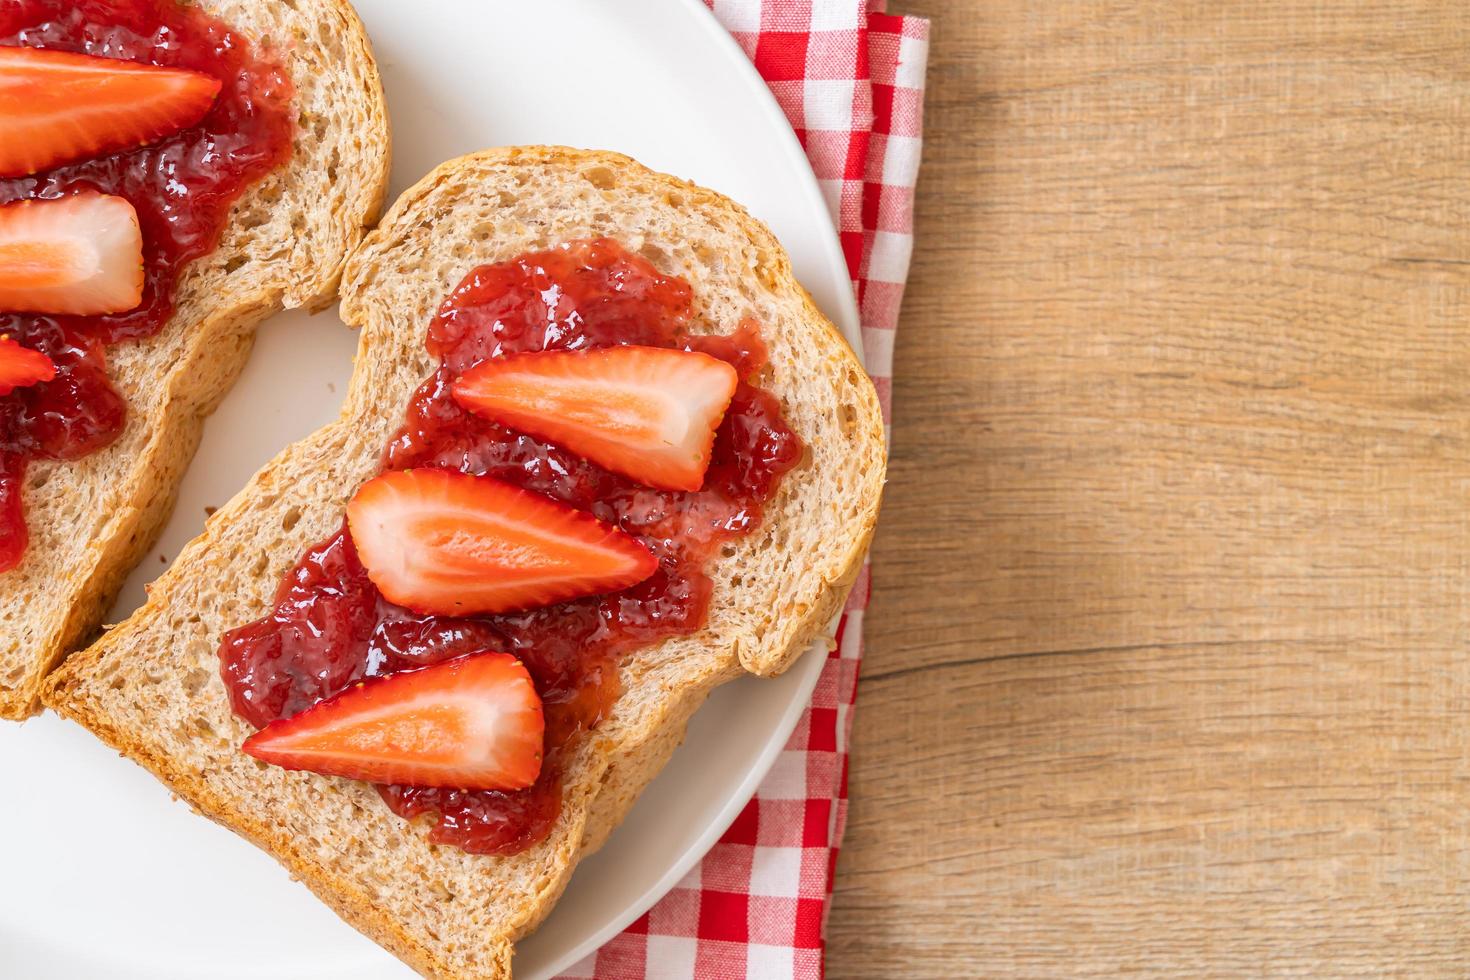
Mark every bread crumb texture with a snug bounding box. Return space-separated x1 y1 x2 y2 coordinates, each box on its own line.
0 0 389 719
44 147 883 980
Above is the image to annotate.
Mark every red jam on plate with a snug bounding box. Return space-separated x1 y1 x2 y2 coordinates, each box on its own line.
220 238 805 855
0 0 294 569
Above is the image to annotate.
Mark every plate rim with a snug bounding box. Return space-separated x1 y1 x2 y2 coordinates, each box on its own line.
524 3 865 973
0 0 867 975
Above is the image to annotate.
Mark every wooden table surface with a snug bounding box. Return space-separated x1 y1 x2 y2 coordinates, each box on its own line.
826 2 1470 975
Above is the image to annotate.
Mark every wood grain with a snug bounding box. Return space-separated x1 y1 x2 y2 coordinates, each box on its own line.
827 2 1470 975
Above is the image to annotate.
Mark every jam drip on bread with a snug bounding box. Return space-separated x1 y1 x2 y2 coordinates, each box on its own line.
219 239 805 855
0 0 294 570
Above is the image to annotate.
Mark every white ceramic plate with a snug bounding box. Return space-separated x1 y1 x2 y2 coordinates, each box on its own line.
0 1 861 978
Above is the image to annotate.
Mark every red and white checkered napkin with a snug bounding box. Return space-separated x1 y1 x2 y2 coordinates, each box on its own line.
560 3 928 977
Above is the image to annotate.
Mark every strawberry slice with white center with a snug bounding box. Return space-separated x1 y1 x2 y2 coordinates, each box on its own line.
452 346 740 492
0 194 144 315
243 652 545 791
347 468 658 616
0 336 56 396
0 46 221 177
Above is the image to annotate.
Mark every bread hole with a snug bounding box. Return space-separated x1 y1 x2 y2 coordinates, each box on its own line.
182 668 211 697
640 243 669 268
251 552 270 577
582 166 616 190
3 664 24 685
281 506 302 532
840 402 857 433
721 545 736 558
236 209 268 232
327 148 340 183
223 254 249 274
591 211 611 224
194 717 217 740
665 191 684 208
729 575 743 587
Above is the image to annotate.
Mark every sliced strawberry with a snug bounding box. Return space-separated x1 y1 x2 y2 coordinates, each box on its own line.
347 468 658 616
0 46 221 177
0 194 144 315
243 652 545 791
452 346 740 492
0 336 56 397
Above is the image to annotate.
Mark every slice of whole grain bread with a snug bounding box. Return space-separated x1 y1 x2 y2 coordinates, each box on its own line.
43 146 885 979
0 0 390 719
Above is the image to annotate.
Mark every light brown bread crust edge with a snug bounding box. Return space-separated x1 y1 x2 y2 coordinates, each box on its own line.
0 0 391 719
0 300 260 721
44 147 885 979
43 611 717 979
340 146 885 681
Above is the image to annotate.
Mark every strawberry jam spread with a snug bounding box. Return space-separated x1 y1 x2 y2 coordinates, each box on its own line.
220 239 805 855
0 0 294 569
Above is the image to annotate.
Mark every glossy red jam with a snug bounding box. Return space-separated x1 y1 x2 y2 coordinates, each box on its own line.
221 239 805 854
0 0 294 569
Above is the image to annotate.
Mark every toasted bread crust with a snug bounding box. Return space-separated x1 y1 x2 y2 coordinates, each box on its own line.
0 0 391 719
45 147 885 979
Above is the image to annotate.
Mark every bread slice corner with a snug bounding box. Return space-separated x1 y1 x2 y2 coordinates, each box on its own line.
43 146 884 979
0 0 391 720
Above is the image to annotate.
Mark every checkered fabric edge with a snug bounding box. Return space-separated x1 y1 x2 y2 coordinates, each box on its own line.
559 4 927 977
